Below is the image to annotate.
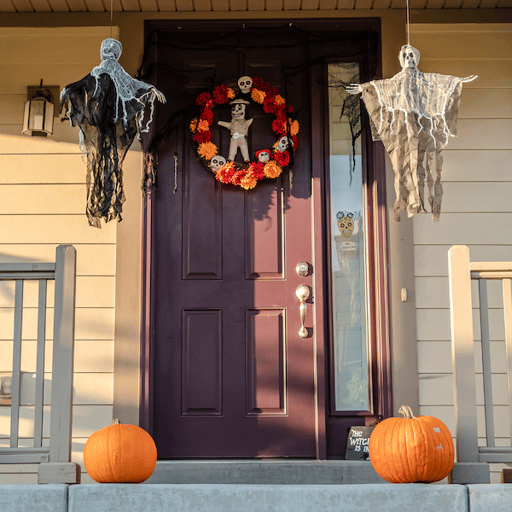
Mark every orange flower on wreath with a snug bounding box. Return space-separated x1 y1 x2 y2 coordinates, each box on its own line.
274 95 286 106
264 161 282 179
197 119 210 132
239 171 258 190
198 142 218 160
289 120 300 137
190 118 198 133
251 88 266 104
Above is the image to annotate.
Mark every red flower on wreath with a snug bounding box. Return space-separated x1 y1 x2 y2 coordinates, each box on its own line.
263 97 278 115
272 117 287 136
249 162 265 180
273 150 290 167
200 108 214 125
252 77 266 90
213 84 235 104
196 92 213 108
263 83 278 97
192 77 299 190
231 170 246 186
193 130 211 144
217 163 236 183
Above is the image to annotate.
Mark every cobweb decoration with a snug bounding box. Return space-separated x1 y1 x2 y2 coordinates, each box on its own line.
348 45 476 222
328 62 361 185
61 38 166 228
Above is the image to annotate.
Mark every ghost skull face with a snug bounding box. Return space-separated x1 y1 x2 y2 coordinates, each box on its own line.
210 155 226 172
338 215 354 238
276 136 293 152
231 102 246 119
238 76 253 94
399 45 420 70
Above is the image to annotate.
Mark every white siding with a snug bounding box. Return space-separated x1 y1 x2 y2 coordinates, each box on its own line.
0 26 119 484
413 23 512 483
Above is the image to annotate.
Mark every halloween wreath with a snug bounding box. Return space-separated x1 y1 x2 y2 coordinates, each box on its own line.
190 77 299 190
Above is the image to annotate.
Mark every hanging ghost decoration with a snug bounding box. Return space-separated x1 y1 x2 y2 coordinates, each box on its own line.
347 45 476 222
60 38 166 228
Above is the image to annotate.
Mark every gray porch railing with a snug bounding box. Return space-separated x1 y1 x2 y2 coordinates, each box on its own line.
448 245 512 484
0 245 80 483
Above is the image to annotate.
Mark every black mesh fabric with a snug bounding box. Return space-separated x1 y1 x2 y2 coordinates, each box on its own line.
61 73 141 227
60 38 165 228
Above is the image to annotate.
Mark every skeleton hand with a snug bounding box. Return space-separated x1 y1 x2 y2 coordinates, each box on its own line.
461 75 478 83
346 84 363 95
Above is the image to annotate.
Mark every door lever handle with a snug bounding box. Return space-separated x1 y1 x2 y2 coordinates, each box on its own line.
295 285 310 338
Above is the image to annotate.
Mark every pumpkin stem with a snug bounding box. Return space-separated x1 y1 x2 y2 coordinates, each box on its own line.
398 405 416 419
113 418 121 425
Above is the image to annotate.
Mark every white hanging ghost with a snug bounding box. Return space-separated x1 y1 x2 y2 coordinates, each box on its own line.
218 99 253 162
210 155 226 172
347 45 477 222
238 76 253 94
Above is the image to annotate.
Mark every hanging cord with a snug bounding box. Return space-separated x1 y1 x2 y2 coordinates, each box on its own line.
406 0 411 46
110 0 113 39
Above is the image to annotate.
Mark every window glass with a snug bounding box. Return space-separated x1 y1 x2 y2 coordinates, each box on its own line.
328 63 369 412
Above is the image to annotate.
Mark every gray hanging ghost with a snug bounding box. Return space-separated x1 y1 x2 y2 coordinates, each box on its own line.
347 45 477 222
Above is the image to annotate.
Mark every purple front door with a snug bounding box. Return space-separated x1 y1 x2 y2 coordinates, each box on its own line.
142 20 390 459
149 27 317 458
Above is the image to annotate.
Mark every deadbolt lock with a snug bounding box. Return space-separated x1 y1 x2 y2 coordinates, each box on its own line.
296 261 309 277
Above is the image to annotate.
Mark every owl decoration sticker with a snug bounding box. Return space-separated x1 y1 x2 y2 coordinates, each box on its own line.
190 76 299 190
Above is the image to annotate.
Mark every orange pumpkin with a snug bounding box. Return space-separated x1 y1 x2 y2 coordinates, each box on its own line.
83 420 157 483
368 405 454 483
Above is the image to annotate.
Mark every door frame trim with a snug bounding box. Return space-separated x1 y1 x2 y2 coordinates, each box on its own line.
139 18 392 455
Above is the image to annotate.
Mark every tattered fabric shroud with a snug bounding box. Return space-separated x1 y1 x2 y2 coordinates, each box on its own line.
61 38 165 228
359 50 466 222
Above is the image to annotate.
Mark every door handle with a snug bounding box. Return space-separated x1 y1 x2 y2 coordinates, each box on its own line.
295 285 310 338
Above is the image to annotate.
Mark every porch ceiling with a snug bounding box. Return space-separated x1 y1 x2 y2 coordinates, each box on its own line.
0 0 510 14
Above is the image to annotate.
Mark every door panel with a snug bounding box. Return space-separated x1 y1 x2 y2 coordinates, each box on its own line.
150 28 316 458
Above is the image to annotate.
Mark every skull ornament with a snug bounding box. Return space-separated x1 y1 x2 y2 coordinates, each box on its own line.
231 100 247 119
336 211 360 238
238 76 253 94
338 215 354 238
210 155 227 172
399 45 420 70
255 149 270 163
276 136 293 152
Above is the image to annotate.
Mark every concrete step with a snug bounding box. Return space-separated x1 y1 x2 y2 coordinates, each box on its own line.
145 460 387 485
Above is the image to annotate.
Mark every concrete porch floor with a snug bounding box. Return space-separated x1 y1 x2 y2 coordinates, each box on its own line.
145 460 387 485
1 482 512 512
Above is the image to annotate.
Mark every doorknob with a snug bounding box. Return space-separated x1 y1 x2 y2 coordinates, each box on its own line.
295 285 310 338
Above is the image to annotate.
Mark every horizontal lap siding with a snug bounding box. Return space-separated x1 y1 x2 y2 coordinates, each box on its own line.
412 23 512 483
0 26 120 484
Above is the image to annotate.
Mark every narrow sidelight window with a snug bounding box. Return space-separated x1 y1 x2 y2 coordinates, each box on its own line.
327 62 370 413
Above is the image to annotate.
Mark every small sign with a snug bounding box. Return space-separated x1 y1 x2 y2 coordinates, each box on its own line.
345 426 374 460
341 241 356 251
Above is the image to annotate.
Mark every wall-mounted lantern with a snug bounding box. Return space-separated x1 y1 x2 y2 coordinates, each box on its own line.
0 373 12 406
22 80 59 137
